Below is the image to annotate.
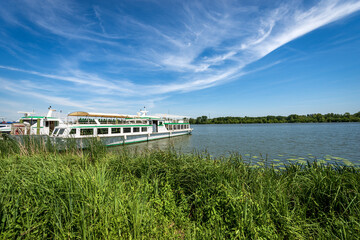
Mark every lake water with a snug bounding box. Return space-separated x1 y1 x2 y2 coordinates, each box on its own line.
119 123 360 167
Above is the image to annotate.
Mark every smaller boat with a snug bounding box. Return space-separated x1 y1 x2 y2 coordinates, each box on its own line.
0 117 16 134
51 108 192 147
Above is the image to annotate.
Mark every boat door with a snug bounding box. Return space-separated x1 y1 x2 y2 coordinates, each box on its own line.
48 121 58 133
152 120 158 132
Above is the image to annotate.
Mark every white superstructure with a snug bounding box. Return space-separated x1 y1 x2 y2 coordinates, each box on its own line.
9 107 64 136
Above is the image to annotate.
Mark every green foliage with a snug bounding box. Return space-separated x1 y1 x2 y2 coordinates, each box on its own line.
0 139 359 238
189 111 360 124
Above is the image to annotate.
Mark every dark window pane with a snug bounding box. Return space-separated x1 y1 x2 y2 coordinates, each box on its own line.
111 128 121 134
80 129 93 136
58 129 65 135
98 128 108 135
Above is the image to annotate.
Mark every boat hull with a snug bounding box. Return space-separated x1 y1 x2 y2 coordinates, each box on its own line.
108 130 191 146
8 130 192 149
51 130 192 149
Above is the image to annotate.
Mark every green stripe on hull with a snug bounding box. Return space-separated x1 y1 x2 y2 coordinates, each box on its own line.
21 116 57 119
106 132 191 147
126 117 161 120
107 139 149 147
21 116 44 119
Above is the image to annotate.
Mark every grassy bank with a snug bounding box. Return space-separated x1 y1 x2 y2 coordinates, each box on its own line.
0 138 359 239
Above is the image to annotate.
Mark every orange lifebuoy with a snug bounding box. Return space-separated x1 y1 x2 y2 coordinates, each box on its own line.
14 128 23 135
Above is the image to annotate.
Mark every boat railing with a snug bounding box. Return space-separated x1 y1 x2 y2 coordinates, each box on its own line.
163 118 190 123
77 118 96 124
99 119 115 124
68 118 153 125
74 118 132 125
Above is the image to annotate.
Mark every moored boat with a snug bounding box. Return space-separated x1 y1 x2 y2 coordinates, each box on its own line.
51 108 192 147
0 117 17 134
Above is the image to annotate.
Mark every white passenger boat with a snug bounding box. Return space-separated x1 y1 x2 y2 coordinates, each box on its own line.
51 108 192 147
9 108 63 136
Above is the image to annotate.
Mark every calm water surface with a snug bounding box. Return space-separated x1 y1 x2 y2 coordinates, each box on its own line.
119 123 360 166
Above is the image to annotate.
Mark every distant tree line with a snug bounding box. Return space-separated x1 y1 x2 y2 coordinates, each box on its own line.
189 112 360 124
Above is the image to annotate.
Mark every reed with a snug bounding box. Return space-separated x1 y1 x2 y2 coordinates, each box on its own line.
0 138 359 239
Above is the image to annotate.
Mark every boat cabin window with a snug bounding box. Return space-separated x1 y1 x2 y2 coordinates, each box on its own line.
69 129 76 135
136 120 142 124
45 121 58 127
141 127 147 132
58 128 65 135
111 128 121 134
80 129 94 136
133 127 140 133
53 129 59 135
23 119 38 125
123 127 131 133
98 128 108 135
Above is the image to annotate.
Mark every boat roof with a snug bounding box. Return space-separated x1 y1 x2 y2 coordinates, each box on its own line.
68 111 136 118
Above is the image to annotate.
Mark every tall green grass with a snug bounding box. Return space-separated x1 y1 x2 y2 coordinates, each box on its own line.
0 137 359 239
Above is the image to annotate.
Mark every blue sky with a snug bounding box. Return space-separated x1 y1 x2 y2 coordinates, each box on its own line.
0 0 360 120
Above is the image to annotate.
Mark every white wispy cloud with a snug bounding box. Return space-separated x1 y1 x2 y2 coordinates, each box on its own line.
0 65 135 95
253 0 360 58
0 77 90 109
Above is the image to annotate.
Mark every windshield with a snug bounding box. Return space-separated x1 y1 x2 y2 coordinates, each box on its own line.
53 129 59 136
58 128 65 136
